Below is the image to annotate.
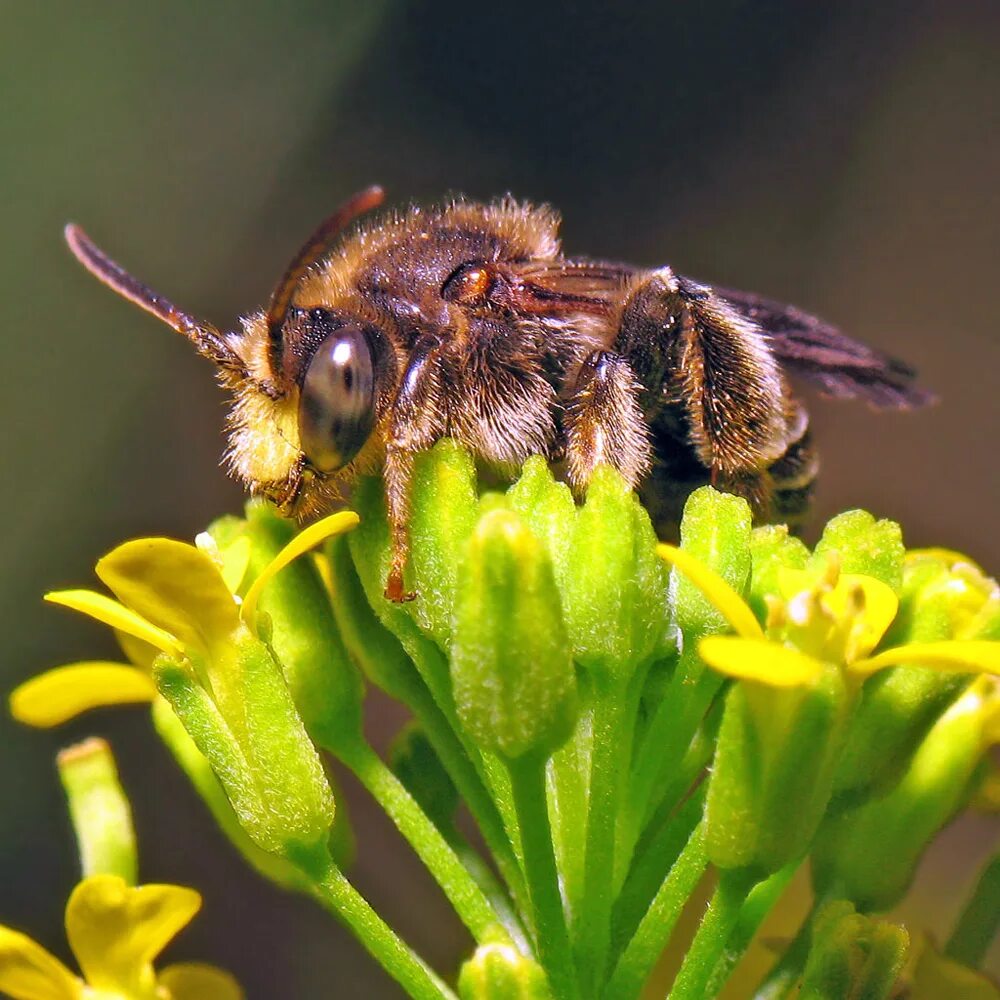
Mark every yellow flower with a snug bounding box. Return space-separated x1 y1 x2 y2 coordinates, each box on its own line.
0 874 241 1000
11 512 358 728
657 545 1000 688
907 936 1000 1000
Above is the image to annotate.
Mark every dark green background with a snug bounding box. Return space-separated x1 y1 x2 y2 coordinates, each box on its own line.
2 2 997 995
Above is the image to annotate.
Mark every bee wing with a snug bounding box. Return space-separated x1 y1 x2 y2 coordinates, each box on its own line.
717 287 935 409
499 258 635 315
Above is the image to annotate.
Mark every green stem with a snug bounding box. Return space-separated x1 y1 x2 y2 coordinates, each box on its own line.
548 702 593 919
621 659 722 881
752 890 826 1000
311 861 457 1000
452 840 532 954
668 868 758 1000
508 754 579 1000
431 708 527 909
328 533 526 907
945 852 1000 969
575 681 641 993
604 820 708 1000
339 739 506 943
611 784 706 958
703 861 799 997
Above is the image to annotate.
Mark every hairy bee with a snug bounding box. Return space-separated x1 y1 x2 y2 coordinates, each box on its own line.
66 187 931 601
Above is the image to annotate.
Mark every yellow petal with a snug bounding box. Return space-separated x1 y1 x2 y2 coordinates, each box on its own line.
0 927 82 1000
218 536 251 595
776 566 824 601
96 539 239 654
114 629 160 672
45 591 181 656
241 510 360 628
851 640 1000 677
840 573 900 657
65 875 200 994
656 543 764 639
698 635 824 687
10 663 156 728
195 533 251 594
159 962 244 1000
910 940 1000 1000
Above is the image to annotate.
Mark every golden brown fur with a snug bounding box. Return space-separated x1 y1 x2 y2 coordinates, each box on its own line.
65 190 931 601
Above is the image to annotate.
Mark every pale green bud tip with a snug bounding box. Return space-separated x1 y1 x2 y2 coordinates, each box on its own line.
459 941 552 1000
57 737 138 885
561 464 671 675
813 510 905 592
673 486 753 637
452 507 577 760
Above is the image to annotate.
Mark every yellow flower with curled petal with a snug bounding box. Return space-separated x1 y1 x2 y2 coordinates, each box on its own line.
657 545 1000 687
0 875 241 1000
10 512 358 729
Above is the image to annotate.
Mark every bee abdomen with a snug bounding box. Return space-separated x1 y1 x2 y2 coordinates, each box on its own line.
768 415 819 524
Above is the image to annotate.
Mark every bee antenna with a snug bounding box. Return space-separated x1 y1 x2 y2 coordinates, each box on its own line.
64 223 247 375
265 185 386 377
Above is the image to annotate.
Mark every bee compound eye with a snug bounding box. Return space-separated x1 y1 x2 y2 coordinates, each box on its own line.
298 325 377 473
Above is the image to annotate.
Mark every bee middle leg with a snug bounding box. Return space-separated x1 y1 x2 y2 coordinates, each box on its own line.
563 350 652 493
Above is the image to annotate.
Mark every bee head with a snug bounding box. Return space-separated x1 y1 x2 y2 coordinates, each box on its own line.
225 304 397 516
64 187 394 519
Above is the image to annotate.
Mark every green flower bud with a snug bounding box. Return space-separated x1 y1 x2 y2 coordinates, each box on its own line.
408 440 480 647
706 664 852 875
748 524 810 622
814 681 992 911
459 940 552 1000
350 473 468 715
452 508 577 760
673 487 753 639
832 556 980 804
811 510 905 592
219 502 364 754
151 698 315 891
799 901 908 1000
324 532 421 704
897 552 1000 642
506 456 576 595
154 633 335 872
560 465 671 680
57 738 137 884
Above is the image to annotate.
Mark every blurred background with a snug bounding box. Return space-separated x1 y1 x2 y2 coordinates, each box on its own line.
1 1 997 995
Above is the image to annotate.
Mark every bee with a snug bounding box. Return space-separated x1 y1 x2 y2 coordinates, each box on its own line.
65 187 932 602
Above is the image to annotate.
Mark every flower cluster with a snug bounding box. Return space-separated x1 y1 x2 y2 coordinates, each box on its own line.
5 439 999 999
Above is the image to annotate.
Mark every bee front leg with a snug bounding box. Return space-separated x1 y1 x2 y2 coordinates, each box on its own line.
563 350 652 493
383 337 447 603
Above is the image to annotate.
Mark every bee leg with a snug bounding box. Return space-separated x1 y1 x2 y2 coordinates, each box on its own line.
383 447 418 603
617 268 792 517
563 350 652 493
382 337 447 603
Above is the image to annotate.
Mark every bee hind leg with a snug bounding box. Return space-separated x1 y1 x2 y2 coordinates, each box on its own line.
563 350 652 493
